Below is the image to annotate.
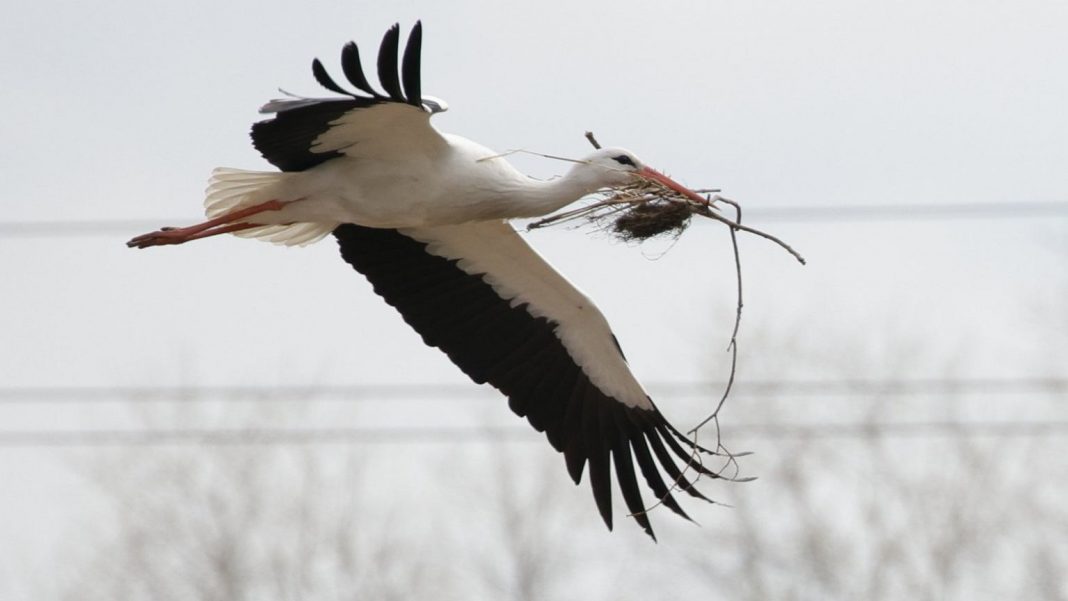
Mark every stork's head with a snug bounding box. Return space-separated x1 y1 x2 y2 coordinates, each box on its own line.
579 147 646 186
579 147 709 204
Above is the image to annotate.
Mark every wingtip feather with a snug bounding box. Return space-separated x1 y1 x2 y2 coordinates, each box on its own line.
311 58 351 96
377 23 404 101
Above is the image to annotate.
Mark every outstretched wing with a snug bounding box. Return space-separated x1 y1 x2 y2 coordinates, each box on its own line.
251 22 448 173
333 220 722 540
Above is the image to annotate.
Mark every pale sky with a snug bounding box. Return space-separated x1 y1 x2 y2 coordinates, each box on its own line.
2 0 1066 597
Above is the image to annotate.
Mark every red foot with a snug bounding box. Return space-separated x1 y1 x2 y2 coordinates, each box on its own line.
125 200 286 249
126 222 255 248
126 228 190 248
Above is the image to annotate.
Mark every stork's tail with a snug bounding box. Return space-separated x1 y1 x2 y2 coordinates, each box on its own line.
205 168 335 247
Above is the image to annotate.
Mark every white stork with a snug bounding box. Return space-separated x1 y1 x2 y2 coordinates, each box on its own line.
128 22 723 540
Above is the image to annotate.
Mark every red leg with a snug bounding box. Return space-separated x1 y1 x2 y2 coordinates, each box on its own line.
126 200 286 248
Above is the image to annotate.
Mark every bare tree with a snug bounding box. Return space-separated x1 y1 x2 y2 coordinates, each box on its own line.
50 297 1068 601
60 416 445 601
461 442 585 601
670 402 1068 600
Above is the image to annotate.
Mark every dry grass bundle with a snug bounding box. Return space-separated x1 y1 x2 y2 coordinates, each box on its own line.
527 178 805 265
528 180 715 242
612 201 695 240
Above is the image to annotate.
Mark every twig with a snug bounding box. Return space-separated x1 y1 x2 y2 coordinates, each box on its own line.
584 131 602 149
702 196 806 265
723 201 744 345
689 202 743 434
630 196 755 521
715 195 742 224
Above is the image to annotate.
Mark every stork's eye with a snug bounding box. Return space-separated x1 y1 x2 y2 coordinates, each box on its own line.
612 154 636 167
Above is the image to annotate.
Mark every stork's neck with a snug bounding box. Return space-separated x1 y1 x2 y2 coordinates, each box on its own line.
511 164 608 218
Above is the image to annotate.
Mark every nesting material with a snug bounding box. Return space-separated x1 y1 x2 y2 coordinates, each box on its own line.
528 177 807 265
528 180 714 242
612 199 703 241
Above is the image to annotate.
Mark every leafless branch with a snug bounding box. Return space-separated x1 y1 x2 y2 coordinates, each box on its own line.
690 197 745 434
702 196 807 265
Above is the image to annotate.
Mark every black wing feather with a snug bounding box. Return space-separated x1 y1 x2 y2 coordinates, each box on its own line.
611 422 654 539
333 223 719 539
311 58 353 97
585 398 614 530
645 430 712 502
401 21 423 106
251 23 431 172
340 41 382 97
562 383 590 484
630 431 691 521
376 24 405 101
250 99 364 172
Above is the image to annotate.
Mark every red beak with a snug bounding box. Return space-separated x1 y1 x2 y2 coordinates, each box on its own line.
637 167 709 204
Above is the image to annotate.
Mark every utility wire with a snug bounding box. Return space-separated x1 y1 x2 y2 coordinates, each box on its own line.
0 378 1065 403
1 201 1066 238
1 421 1065 447
741 201 1068 222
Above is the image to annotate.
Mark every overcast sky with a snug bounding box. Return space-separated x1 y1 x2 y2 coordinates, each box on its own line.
2 0 1067 596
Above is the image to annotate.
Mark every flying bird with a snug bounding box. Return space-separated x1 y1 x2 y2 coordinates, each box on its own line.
128 22 722 540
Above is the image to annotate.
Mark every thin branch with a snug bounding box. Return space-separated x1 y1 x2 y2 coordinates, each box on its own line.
690 209 743 434
584 131 602 149
632 196 755 520
704 196 806 265
723 200 744 345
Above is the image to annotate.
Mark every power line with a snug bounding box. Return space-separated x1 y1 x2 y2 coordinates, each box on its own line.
741 201 1068 222
0 421 1065 447
0 378 1064 403
1 201 1066 238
